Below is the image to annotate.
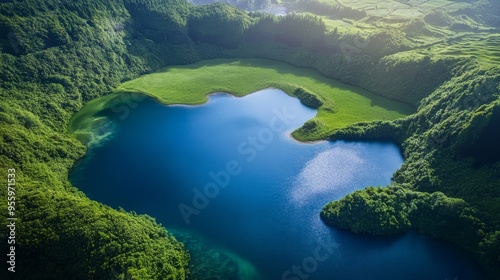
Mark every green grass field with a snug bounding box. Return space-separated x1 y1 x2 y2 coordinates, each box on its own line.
70 58 414 141
328 0 474 21
294 0 496 70
431 33 500 66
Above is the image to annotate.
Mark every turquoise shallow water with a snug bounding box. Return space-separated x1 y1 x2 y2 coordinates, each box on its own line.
70 89 484 279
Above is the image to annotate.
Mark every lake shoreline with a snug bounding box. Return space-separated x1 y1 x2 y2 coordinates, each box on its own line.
70 58 414 144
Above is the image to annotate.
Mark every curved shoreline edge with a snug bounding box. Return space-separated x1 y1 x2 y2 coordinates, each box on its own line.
69 58 414 145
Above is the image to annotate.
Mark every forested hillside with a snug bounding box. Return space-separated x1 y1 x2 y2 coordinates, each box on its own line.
0 0 499 279
0 0 197 278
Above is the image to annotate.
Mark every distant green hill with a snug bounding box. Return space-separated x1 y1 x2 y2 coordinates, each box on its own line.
189 0 279 11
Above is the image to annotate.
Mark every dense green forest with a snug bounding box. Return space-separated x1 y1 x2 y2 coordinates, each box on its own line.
0 0 499 279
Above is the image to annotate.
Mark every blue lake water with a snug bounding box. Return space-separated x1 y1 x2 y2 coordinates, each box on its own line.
70 89 484 279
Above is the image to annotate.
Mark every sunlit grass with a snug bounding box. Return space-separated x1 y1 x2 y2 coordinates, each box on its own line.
432 33 500 67
113 58 414 140
309 0 475 23
332 0 474 15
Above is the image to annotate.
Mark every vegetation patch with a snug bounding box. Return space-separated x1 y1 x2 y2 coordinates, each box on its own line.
292 87 324 108
321 186 484 250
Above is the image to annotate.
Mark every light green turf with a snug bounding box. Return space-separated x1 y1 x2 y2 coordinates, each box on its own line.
71 58 414 141
328 0 474 20
431 33 500 67
294 0 495 69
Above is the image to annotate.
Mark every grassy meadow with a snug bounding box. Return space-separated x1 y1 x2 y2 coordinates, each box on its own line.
290 0 498 73
71 58 414 142
318 0 475 20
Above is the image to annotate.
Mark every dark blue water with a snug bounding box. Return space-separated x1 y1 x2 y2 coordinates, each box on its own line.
70 89 484 280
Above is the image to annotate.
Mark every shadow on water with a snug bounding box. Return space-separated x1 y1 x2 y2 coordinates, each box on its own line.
325 227 485 280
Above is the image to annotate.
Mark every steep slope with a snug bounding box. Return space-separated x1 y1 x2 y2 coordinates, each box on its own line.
0 0 193 278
